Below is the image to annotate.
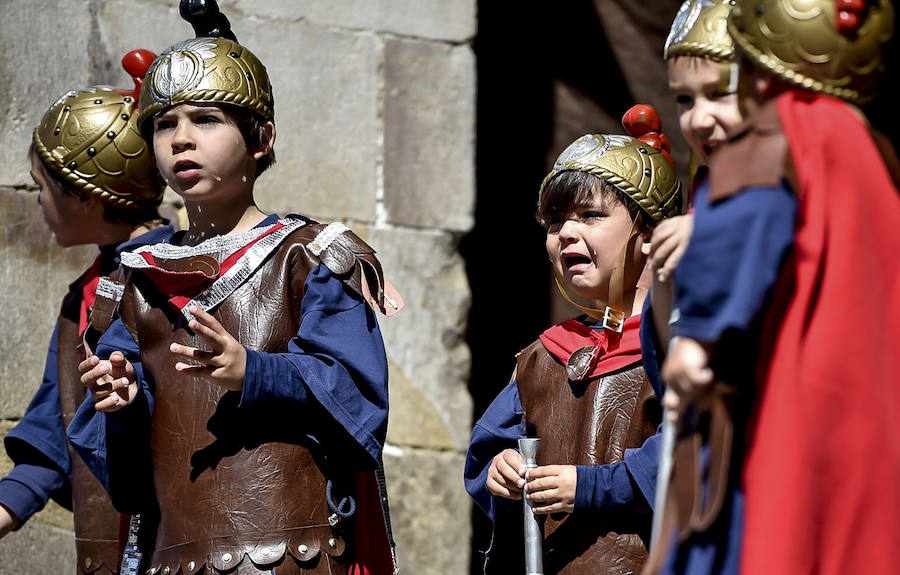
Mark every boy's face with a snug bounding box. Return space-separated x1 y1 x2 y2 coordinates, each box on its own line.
545 189 639 306
668 56 742 164
31 152 95 247
152 103 256 203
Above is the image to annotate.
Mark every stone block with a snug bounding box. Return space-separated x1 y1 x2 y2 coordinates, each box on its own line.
0 421 14 477
383 448 470 575
97 2 381 223
0 519 75 575
0 0 93 186
94 0 187 87
0 189 95 419
235 20 380 223
369 228 472 450
383 38 475 232
225 0 476 43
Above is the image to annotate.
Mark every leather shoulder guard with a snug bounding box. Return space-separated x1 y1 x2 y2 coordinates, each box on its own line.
84 268 128 356
708 97 791 202
307 222 404 316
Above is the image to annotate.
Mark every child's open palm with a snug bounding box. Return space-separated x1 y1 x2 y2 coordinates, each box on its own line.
169 306 247 391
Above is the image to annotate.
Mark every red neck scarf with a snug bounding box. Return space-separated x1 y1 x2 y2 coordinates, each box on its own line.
539 314 642 380
134 223 285 312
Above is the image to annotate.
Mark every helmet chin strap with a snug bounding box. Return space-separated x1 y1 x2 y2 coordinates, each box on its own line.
553 219 645 332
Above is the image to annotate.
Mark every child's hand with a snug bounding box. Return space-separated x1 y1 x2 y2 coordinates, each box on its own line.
525 464 577 514
661 336 714 413
649 214 693 283
0 503 19 539
487 449 526 500
170 306 246 392
79 351 138 412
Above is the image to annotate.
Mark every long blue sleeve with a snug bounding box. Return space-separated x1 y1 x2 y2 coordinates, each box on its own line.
0 323 71 526
239 264 389 468
464 381 525 521
672 182 796 344
640 297 666 399
573 425 662 512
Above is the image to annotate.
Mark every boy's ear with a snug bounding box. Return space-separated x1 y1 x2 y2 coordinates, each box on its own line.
253 121 276 160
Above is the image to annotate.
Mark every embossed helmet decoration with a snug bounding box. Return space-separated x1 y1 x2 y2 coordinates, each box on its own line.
665 0 736 62
728 0 894 103
540 105 683 224
137 0 274 131
32 50 165 209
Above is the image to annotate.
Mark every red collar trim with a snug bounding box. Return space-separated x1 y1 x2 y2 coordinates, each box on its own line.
539 314 642 379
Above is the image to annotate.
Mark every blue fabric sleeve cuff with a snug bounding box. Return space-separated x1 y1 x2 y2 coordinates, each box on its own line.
0 479 39 528
574 462 636 512
0 462 67 528
239 348 309 409
623 431 662 510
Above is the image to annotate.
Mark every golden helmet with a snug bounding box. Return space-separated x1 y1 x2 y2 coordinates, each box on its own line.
729 0 894 103
665 0 736 62
541 105 683 224
32 52 164 210
137 36 274 130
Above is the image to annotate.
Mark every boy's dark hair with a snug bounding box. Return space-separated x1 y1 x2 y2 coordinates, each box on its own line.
225 105 276 177
143 104 276 179
32 148 162 227
537 171 653 234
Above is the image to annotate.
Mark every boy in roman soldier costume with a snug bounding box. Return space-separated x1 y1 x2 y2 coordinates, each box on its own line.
636 3 746 573
464 107 683 574
0 51 172 574
69 3 400 574
661 0 899 573
642 0 743 415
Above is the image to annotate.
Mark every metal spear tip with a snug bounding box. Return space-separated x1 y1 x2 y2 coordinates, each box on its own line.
518 438 541 460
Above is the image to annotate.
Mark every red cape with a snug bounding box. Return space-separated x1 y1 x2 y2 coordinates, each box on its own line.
740 92 900 575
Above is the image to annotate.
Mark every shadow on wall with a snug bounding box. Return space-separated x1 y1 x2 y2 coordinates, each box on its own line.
462 1 683 572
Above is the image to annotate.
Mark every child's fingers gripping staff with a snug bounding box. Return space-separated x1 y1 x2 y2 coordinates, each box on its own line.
487 448 527 500
525 464 577 515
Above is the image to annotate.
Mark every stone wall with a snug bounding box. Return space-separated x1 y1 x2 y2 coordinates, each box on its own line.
0 1 475 573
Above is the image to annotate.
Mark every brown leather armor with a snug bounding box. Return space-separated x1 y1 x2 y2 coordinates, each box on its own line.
513 341 659 575
113 221 388 575
57 292 123 575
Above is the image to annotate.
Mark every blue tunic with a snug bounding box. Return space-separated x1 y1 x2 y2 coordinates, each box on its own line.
0 225 174 527
66 215 389 515
660 179 796 575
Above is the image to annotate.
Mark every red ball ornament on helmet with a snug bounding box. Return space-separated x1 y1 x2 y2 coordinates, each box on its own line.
115 49 158 102
622 105 661 137
835 0 868 35
622 104 674 166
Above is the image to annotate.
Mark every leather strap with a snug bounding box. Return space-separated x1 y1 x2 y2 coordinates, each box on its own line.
552 219 643 331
